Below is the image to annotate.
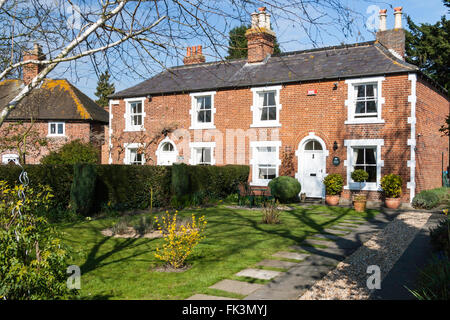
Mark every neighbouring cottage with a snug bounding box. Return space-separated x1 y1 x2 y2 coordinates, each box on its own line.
0 44 109 164
107 7 450 203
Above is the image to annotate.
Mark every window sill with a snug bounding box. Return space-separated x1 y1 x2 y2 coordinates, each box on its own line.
47 134 66 138
124 128 146 132
250 123 281 128
344 182 380 191
250 180 271 187
345 119 385 125
189 124 216 130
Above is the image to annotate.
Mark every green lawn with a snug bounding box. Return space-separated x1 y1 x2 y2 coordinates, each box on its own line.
59 204 379 300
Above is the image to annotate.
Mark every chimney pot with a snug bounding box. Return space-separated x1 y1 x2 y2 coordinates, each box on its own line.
183 45 205 65
394 7 403 29
379 9 387 32
258 7 266 12
246 8 276 63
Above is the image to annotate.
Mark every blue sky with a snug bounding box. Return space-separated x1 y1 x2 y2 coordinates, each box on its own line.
52 0 449 100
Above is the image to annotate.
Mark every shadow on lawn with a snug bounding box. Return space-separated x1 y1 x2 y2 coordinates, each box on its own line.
79 226 159 274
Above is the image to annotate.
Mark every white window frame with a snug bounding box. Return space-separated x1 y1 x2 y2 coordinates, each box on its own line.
124 97 146 132
2 153 19 164
345 77 385 124
47 122 65 137
124 143 145 165
189 142 216 165
250 85 282 128
344 139 384 191
189 92 216 130
250 140 282 186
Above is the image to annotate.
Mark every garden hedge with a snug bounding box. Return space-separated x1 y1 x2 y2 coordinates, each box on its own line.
0 164 249 214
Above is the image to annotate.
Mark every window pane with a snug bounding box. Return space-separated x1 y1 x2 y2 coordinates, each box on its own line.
261 107 268 121
366 100 377 113
357 85 365 98
205 110 211 123
262 93 268 106
197 110 205 122
305 141 314 150
365 148 376 164
268 106 276 120
355 102 365 114
133 115 142 126
267 92 275 106
50 124 56 134
355 148 365 164
162 142 174 152
57 123 63 134
366 166 377 182
204 96 211 109
202 148 211 163
366 84 375 98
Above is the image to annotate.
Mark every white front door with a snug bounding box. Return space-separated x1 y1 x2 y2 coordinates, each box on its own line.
298 139 326 198
157 140 178 165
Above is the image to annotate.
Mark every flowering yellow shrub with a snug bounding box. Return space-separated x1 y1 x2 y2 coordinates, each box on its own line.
154 211 207 269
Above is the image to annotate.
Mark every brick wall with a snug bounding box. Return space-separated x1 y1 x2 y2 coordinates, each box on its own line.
0 121 105 164
108 73 435 202
415 78 450 193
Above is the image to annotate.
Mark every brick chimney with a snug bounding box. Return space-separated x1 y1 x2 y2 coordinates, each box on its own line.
23 43 45 85
183 45 206 65
245 7 276 63
376 7 405 60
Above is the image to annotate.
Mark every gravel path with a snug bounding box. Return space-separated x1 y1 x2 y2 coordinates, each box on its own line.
299 211 432 300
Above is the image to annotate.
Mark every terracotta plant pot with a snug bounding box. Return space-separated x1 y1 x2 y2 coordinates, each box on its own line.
385 197 401 209
353 199 366 212
325 195 340 206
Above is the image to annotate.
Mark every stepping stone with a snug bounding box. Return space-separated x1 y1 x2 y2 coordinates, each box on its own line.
256 259 299 269
301 239 337 247
272 251 310 261
235 268 283 280
186 294 238 300
337 222 360 227
312 233 340 240
322 228 350 235
209 279 264 296
329 226 353 231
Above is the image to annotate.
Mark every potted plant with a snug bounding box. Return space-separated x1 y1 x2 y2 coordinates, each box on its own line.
351 169 369 212
323 174 344 206
380 174 403 209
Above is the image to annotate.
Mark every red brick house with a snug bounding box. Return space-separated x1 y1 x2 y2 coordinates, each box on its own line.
107 7 449 203
0 44 108 164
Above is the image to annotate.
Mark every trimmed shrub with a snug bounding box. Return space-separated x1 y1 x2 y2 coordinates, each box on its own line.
0 164 73 207
323 174 344 195
41 139 99 164
268 176 301 203
70 164 97 216
380 174 403 198
171 163 190 198
188 165 250 199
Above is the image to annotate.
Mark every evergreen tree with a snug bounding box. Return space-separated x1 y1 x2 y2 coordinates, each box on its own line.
94 71 115 107
405 10 450 91
225 25 281 60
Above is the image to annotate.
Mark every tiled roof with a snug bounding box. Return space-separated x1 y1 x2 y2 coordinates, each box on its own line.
111 41 418 98
0 78 108 123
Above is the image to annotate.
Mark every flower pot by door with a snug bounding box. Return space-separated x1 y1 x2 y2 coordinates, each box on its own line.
325 195 340 206
354 200 366 212
385 198 401 209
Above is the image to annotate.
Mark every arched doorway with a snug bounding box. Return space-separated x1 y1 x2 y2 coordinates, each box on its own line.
156 138 178 165
295 133 329 198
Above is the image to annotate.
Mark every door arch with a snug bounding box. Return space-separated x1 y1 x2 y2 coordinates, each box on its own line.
295 133 329 198
156 137 178 165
